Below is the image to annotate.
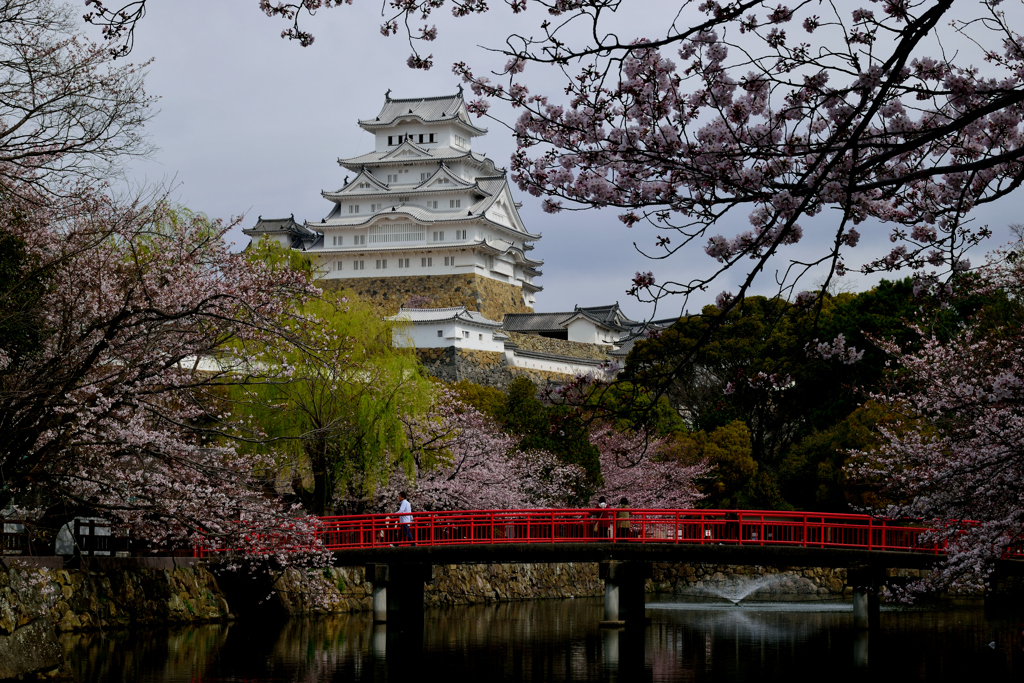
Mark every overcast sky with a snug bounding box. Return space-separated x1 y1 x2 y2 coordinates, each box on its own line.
104 0 1024 320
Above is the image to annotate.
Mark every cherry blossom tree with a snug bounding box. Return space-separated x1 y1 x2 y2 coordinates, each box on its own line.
2 0 152 194
0 4 332 557
356 388 587 512
590 425 709 509
0 186 327 552
851 256 1024 593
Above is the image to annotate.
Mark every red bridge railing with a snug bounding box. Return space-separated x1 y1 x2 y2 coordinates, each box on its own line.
310 509 946 554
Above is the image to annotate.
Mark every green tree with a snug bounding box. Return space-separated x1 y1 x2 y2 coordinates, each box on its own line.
623 280 992 509
233 250 434 515
451 380 507 422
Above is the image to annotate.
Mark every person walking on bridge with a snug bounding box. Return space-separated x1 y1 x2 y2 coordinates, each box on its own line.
397 491 414 544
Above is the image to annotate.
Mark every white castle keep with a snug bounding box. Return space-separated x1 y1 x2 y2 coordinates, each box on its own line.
245 89 543 314
245 90 666 383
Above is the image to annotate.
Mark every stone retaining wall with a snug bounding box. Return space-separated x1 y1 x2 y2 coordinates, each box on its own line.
269 562 603 614
267 562 864 615
321 273 532 321
0 560 230 678
651 563 851 598
415 347 569 391
506 332 612 361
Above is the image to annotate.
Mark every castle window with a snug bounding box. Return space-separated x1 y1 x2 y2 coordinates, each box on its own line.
370 203 382 212
336 261 343 271
422 257 432 267
428 201 438 209
445 256 456 266
349 205 359 214
418 134 425 143
397 258 410 268
429 134 435 143
388 136 394 145
453 134 467 148
369 223 424 244
463 331 469 339
353 260 364 270
479 334 483 341
450 199 461 208
421 172 429 181
454 230 467 240
376 259 388 270
432 231 445 241
387 174 398 183
353 235 366 246
437 330 443 337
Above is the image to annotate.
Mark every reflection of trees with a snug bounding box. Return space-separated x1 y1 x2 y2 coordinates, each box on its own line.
60 625 227 682
59 600 1022 681
267 614 376 681
422 601 609 681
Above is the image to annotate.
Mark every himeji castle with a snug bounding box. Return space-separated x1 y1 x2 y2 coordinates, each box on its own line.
245 89 543 320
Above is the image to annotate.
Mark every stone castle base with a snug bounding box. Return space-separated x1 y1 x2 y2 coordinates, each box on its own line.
321 273 533 320
416 347 572 391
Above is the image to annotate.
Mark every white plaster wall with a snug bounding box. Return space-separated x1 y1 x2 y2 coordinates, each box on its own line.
566 319 602 345
392 320 503 352
505 351 611 378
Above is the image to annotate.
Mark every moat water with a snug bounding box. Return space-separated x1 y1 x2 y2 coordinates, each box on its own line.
60 597 1022 682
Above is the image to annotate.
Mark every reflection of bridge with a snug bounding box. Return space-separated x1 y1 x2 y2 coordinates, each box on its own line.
312 509 956 630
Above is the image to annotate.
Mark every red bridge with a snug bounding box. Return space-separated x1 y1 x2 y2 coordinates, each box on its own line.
204 508 1023 631
314 508 943 553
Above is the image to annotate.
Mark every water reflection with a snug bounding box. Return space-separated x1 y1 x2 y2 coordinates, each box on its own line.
61 597 1021 682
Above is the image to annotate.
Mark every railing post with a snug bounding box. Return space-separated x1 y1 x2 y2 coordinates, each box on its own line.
867 517 873 551
551 510 555 543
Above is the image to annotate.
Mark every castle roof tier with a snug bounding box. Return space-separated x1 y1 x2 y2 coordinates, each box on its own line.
242 215 317 250
292 90 543 313
359 92 487 136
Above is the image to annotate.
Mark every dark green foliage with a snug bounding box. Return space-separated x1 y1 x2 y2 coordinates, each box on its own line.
622 278 997 511
451 380 506 420
502 377 601 497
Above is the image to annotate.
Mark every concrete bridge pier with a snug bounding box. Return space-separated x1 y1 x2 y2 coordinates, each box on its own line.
365 562 435 626
848 567 884 629
599 561 651 627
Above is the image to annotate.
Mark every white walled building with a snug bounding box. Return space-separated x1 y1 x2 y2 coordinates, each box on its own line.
246 90 544 312
387 306 505 352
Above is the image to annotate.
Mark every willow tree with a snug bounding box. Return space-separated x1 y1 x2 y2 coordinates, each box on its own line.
234 251 433 516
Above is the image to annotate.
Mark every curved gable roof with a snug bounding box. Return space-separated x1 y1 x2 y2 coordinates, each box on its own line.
359 92 487 135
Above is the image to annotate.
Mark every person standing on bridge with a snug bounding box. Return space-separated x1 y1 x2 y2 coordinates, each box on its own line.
397 491 414 543
615 497 631 542
591 497 613 539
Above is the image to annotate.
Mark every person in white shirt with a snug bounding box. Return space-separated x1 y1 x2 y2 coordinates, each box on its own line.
397 491 413 543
